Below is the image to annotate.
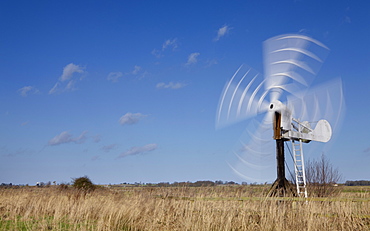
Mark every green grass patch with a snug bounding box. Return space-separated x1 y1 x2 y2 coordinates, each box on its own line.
0 216 135 231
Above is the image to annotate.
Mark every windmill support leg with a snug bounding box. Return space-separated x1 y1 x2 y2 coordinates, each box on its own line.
276 139 285 185
268 139 296 197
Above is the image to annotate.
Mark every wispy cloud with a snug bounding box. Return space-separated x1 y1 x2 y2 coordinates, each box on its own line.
186 52 200 65
49 82 60 94
130 65 147 79
107 72 123 82
152 38 178 58
344 16 351 23
1 146 34 157
93 135 101 143
205 59 218 67
21 121 29 126
118 143 158 158
162 38 178 50
156 82 187 89
60 63 85 81
102 144 117 153
119 113 147 126
47 131 88 146
343 7 351 24
107 66 147 83
214 25 231 41
131 65 141 75
17 86 40 97
49 63 86 94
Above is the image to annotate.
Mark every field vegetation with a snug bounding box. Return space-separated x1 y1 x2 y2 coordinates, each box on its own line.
0 184 369 230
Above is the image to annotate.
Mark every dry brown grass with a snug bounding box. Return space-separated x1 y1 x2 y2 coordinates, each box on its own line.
0 186 369 230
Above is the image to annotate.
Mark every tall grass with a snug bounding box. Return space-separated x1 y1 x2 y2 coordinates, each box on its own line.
0 186 369 230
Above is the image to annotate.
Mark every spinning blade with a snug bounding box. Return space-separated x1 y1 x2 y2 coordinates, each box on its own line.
216 66 269 129
287 78 345 155
264 34 329 102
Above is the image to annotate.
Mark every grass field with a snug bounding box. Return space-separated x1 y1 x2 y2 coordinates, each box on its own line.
0 185 369 230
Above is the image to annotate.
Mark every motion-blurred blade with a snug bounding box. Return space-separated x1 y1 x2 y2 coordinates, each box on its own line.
216 65 269 128
263 34 330 102
287 78 345 134
227 111 275 182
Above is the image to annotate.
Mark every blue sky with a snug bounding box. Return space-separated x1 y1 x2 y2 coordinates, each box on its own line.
1 1 370 185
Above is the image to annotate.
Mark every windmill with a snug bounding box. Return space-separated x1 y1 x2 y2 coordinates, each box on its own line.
216 34 344 197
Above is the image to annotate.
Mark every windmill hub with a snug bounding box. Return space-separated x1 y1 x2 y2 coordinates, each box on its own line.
268 100 286 112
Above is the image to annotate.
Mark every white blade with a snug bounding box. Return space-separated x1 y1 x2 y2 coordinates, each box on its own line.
263 34 329 102
227 111 276 182
216 65 269 128
287 78 345 139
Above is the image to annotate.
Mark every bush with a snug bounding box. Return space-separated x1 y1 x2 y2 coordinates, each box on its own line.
305 154 342 197
72 176 96 192
58 183 69 191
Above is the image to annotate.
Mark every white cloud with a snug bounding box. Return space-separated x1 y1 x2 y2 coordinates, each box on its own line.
48 82 60 94
152 38 178 58
17 86 40 97
49 63 85 94
48 131 72 146
47 131 87 146
151 49 161 58
107 66 146 83
102 144 117 153
129 65 147 78
60 63 85 82
118 143 158 158
162 38 178 50
156 82 187 89
66 80 76 91
132 65 141 75
119 113 147 126
74 131 88 144
107 72 123 82
214 25 231 41
186 52 200 65
205 59 218 67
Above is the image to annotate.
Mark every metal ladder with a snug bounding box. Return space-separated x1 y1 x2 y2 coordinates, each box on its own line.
291 139 308 198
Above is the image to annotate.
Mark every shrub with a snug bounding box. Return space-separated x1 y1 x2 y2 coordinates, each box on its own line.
58 183 69 191
72 176 96 192
305 154 342 197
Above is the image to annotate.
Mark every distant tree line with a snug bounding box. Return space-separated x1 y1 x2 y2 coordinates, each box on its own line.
345 180 370 186
122 180 241 187
0 183 13 187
